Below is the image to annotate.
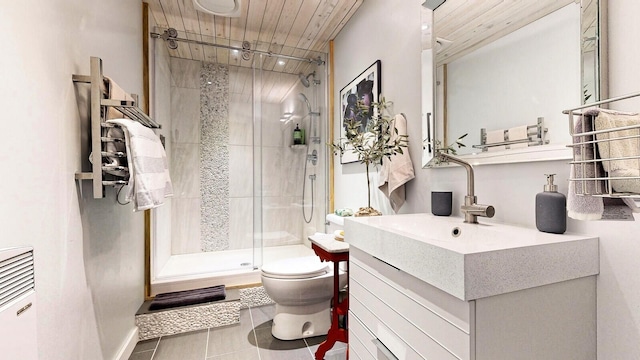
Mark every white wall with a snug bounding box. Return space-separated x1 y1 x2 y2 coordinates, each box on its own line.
0 1 145 359
334 0 429 215
334 0 640 358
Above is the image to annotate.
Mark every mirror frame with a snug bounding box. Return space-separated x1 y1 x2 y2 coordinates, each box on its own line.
422 0 608 168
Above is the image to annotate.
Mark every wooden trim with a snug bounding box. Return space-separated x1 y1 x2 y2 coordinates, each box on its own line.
144 210 151 300
142 2 152 301
329 40 335 213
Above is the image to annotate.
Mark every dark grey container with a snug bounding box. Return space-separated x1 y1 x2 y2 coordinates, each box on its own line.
431 191 452 216
535 174 566 234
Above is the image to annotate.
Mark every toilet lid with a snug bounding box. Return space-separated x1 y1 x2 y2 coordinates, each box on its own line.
261 256 329 279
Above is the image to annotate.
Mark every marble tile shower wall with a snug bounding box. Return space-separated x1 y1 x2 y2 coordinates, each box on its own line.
170 58 202 255
168 58 307 255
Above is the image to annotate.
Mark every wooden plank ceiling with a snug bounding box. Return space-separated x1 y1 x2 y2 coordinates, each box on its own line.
147 0 363 103
434 0 577 66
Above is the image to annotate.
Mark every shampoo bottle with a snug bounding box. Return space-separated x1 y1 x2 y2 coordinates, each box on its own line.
535 174 566 234
293 124 302 145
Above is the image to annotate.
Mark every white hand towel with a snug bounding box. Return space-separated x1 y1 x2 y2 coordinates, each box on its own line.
508 125 529 149
485 129 506 151
107 119 173 211
378 114 415 213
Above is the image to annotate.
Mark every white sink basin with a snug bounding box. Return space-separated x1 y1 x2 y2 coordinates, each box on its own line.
344 213 599 300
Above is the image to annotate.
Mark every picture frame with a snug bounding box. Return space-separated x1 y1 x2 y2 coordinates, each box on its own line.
339 60 382 164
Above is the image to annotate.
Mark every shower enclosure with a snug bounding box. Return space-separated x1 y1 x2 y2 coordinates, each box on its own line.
149 29 329 295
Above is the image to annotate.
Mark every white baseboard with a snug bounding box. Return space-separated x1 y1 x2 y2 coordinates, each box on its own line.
114 326 139 360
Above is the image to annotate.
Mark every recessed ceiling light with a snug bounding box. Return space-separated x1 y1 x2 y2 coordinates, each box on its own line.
277 60 285 66
193 0 241 17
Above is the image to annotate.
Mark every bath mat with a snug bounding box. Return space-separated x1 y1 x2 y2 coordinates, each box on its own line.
149 285 226 310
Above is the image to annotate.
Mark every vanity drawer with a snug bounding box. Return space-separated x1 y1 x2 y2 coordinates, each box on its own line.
351 280 462 360
350 250 472 360
349 311 376 360
350 295 426 359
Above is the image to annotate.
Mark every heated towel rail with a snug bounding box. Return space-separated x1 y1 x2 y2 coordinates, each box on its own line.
563 91 640 197
73 57 160 199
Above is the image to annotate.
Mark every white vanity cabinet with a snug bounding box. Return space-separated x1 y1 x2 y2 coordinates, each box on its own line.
348 246 596 360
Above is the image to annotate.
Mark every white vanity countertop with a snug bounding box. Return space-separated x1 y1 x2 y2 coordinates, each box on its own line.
344 213 599 301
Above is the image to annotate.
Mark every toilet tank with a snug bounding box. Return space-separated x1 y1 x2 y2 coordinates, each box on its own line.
325 214 345 233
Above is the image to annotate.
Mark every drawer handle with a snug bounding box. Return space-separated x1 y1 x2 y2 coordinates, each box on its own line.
372 338 399 360
372 256 401 271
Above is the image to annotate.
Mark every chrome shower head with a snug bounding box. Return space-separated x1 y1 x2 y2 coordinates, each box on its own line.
298 71 316 88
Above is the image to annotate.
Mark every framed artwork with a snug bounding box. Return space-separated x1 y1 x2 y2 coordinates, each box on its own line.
339 60 382 164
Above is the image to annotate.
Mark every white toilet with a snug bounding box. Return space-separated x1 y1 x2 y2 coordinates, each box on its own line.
260 214 348 340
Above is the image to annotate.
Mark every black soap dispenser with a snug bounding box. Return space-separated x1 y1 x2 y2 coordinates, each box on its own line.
535 174 566 234
293 124 302 145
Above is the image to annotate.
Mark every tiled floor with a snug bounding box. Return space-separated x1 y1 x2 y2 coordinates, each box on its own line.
128 304 346 360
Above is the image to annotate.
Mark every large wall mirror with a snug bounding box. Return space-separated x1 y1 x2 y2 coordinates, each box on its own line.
421 0 607 168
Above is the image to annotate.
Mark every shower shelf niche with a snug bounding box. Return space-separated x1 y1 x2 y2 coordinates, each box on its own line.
72 56 161 199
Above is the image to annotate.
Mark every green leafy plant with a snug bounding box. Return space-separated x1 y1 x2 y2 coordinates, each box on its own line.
435 133 468 155
425 133 468 166
423 134 468 156
331 97 408 216
584 84 592 103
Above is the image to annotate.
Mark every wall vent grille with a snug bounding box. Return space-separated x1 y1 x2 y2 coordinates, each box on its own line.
0 250 35 310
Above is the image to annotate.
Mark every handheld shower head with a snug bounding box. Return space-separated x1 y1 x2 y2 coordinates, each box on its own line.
298 93 312 114
298 71 316 88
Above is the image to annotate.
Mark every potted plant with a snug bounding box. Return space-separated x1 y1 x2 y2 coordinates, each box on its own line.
331 97 408 216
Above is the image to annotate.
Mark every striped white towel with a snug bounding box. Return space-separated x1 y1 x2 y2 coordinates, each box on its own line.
107 119 173 211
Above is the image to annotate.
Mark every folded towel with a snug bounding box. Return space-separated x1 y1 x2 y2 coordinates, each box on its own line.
568 113 605 220
568 111 640 220
378 114 415 213
107 119 173 211
148 285 226 310
486 129 506 151
105 76 135 120
594 109 640 193
508 125 529 149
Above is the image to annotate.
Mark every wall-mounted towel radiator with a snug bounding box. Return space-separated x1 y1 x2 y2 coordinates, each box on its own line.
73 57 160 199
0 246 37 360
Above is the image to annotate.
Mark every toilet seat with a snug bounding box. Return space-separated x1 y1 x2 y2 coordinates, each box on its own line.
261 256 329 279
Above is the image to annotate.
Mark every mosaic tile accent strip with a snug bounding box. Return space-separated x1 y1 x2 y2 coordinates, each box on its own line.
136 300 241 341
239 286 274 309
200 62 230 252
